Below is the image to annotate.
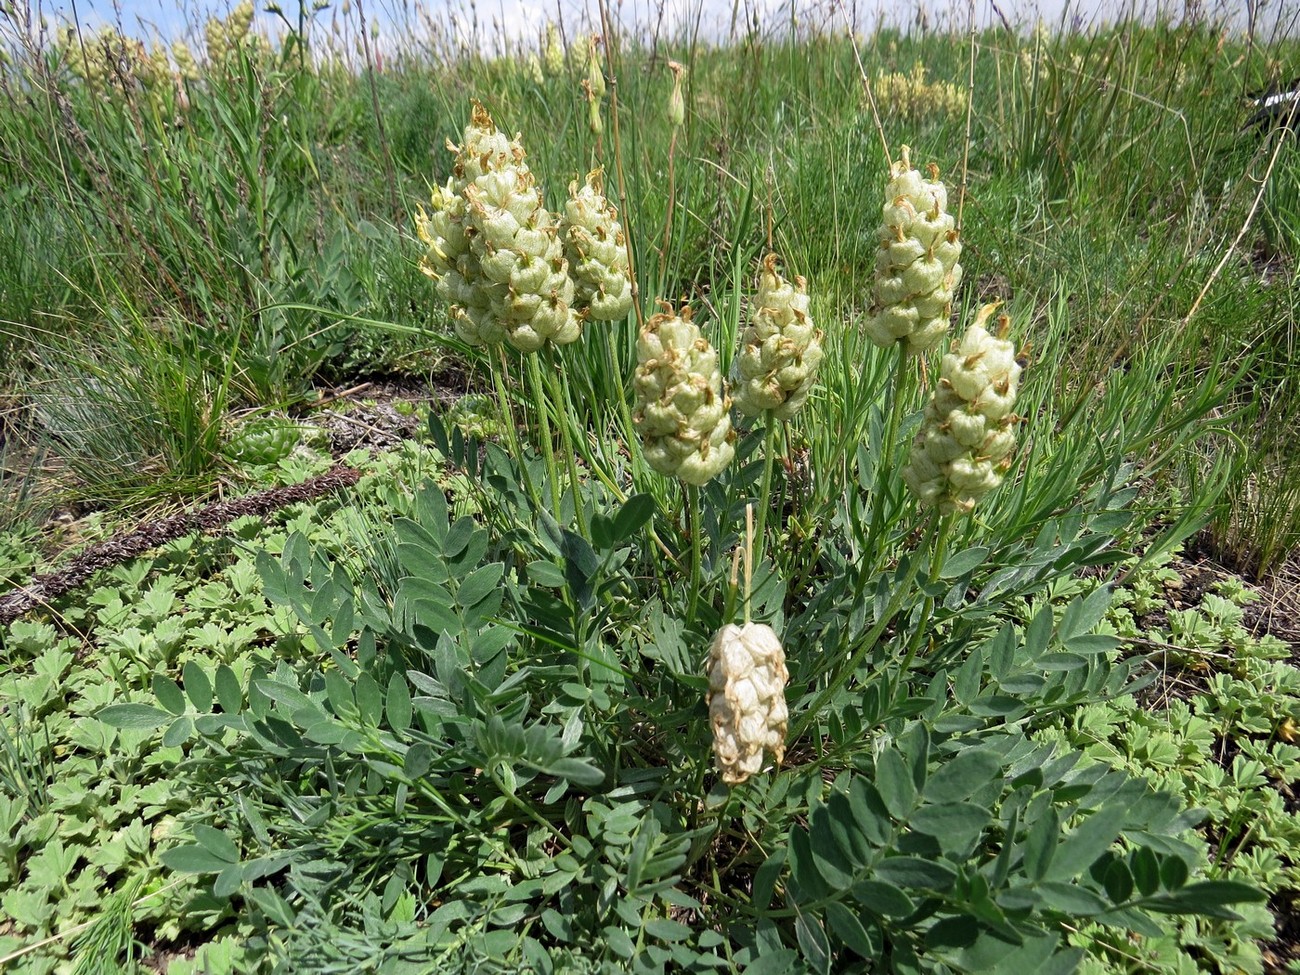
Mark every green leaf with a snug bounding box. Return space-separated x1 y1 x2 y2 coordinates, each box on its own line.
873 856 957 891
789 827 831 901
1144 880 1266 916
1103 859 1134 903
645 919 691 942
925 748 1002 803
940 546 989 578
1059 587 1112 642
355 673 383 727
213 864 244 898
1047 812 1125 882
544 758 604 787
850 879 915 918
924 916 979 950
848 778 892 847
161 844 230 874
809 806 855 888
825 901 879 959
909 802 988 852
162 715 194 748
96 704 170 731
612 494 656 545
1131 847 1160 896
458 562 505 608
214 665 243 714
752 849 786 910
742 949 800 975
1036 881 1111 916
1159 854 1189 890
182 662 213 713
604 926 635 959
795 915 831 975
526 560 567 588
192 824 240 863
875 749 915 820
1025 604 1053 660
1023 805 1060 881
406 743 432 778
386 672 412 732
152 675 187 715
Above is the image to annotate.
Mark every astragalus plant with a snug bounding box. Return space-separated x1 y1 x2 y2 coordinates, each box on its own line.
87 90 1260 975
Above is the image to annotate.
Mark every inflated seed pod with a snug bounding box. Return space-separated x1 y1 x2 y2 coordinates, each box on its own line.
561 170 632 321
633 305 735 486
419 103 582 352
864 145 963 355
171 40 198 80
731 254 824 421
707 623 789 786
901 303 1023 515
543 24 564 76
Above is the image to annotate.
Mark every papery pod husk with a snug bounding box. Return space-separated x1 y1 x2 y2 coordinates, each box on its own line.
561 169 633 322
863 145 963 355
902 303 1022 515
731 254 824 421
707 623 789 786
633 304 735 486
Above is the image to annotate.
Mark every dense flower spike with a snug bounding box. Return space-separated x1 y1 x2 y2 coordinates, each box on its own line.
633 305 735 486
561 170 633 321
875 62 966 120
205 0 255 64
731 254 824 420
902 304 1023 515
707 623 789 786
417 103 582 352
542 24 565 76
863 145 963 355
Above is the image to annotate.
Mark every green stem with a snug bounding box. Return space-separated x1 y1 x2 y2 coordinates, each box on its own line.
492 347 542 512
686 484 702 626
541 347 587 533
753 415 779 574
788 524 930 743
898 513 954 675
851 342 914 607
870 342 913 554
524 351 564 518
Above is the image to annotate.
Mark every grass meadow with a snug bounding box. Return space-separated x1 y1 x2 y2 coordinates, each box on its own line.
1 0 1300 971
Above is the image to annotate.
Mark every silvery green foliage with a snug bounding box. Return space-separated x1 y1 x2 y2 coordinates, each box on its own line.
418 103 581 353
903 303 1022 514
731 254 823 420
864 145 963 355
707 622 788 786
561 170 633 322
633 305 735 486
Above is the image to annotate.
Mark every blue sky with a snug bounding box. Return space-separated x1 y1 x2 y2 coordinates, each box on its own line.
37 0 1295 49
